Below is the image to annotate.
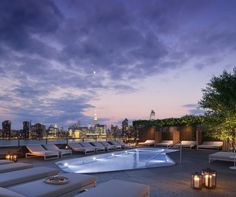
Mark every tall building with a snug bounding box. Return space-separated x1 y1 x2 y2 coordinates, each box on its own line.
47 124 59 137
122 118 129 131
22 121 31 139
31 123 46 139
2 120 11 138
150 110 155 120
93 112 97 127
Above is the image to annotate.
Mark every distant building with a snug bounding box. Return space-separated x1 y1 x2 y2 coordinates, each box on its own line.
47 124 59 137
22 121 31 139
31 123 46 139
150 110 155 120
2 120 11 138
94 124 107 136
122 118 129 132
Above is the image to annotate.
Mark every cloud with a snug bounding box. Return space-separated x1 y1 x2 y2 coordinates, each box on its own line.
0 0 236 127
183 104 206 115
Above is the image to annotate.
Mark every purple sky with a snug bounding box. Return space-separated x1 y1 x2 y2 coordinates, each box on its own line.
0 0 235 129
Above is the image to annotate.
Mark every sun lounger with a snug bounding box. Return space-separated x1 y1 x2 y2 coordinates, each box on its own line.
139 140 155 146
108 141 122 149
0 187 26 197
75 179 150 197
209 151 236 163
44 144 72 157
116 140 130 148
0 166 59 187
0 163 33 173
80 142 104 152
90 141 107 151
0 159 13 165
68 143 95 154
197 141 223 150
175 141 196 149
26 145 59 160
100 141 116 150
7 173 96 197
156 140 173 148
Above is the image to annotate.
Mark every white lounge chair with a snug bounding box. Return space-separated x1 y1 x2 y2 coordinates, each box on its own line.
197 141 223 150
0 166 59 187
44 144 72 157
26 145 59 160
100 141 116 150
116 140 130 149
139 140 155 146
209 151 236 163
108 141 122 149
175 141 196 149
0 159 13 165
76 179 150 197
7 173 96 197
80 141 104 152
90 141 107 151
0 163 33 173
68 143 95 154
156 140 173 148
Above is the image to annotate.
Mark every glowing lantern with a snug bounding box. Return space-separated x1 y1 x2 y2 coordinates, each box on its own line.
191 172 203 190
202 168 217 189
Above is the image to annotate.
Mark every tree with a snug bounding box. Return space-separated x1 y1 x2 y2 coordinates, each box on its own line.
199 68 236 150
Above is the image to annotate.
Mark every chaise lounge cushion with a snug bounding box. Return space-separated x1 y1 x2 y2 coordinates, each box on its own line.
0 187 26 197
0 167 59 187
198 141 223 149
0 160 13 165
77 179 149 197
8 173 96 197
209 151 236 162
0 163 33 173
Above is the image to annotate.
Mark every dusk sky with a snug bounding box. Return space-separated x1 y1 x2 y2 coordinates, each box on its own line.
0 0 235 129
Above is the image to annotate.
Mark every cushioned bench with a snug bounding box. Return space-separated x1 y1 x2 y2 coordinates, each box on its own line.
0 166 59 187
197 141 223 150
175 141 196 149
156 140 173 148
0 159 13 165
76 179 150 197
8 173 96 197
139 140 155 146
0 163 33 173
209 151 236 163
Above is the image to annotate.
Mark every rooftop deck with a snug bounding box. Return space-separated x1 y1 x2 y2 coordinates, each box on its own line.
19 149 236 197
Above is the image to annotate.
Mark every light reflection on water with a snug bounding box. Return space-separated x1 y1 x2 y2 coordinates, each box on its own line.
56 148 176 173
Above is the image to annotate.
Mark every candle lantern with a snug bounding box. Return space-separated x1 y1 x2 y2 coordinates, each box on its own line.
191 172 203 190
202 168 217 189
5 154 18 162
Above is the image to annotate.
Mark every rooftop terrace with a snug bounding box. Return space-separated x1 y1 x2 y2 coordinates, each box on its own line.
19 149 236 197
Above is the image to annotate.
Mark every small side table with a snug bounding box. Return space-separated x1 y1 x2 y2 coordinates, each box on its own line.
229 156 236 170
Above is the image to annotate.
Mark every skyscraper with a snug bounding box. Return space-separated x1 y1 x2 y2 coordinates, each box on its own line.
22 121 30 139
2 120 11 139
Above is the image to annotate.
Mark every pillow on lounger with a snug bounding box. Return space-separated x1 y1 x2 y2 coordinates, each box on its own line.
0 187 26 197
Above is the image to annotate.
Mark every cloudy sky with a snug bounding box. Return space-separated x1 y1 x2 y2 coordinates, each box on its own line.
0 0 235 129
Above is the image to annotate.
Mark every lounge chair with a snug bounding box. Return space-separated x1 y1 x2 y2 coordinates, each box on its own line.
0 166 59 187
209 151 236 163
139 140 155 146
0 159 13 165
90 141 107 151
197 141 223 150
44 144 72 157
116 140 130 149
108 141 122 149
175 141 196 149
26 145 59 160
7 173 96 197
0 163 33 173
100 141 116 150
68 143 95 154
75 179 150 197
156 140 173 148
80 141 104 152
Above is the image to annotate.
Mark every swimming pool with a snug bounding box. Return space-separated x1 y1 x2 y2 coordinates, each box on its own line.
56 148 176 173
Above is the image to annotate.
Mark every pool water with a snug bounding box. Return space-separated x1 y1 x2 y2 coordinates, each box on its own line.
56 148 176 173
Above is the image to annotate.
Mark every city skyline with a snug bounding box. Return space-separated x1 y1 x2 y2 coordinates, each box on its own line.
0 0 236 129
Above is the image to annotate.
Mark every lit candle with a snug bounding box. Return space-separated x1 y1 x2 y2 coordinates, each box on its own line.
194 176 200 188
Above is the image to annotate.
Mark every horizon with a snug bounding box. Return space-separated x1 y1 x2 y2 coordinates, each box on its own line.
0 0 236 129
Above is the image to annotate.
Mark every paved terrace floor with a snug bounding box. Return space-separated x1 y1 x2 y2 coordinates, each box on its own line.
19 148 236 197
